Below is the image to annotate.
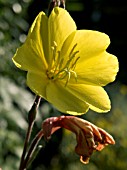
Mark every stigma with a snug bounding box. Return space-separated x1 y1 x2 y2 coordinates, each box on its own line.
47 41 80 86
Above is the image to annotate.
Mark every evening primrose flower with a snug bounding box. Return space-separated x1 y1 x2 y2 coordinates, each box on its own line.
42 116 115 164
12 7 118 115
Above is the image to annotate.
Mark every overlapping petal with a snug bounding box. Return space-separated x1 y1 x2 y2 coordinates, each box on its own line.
12 42 45 72
27 72 49 99
66 83 111 112
75 52 119 86
27 11 49 61
60 30 110 62
46 81 89 115
48 7 76 63
12 11 48 72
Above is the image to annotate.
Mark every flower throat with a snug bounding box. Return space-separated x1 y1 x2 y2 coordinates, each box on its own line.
47 41 80 86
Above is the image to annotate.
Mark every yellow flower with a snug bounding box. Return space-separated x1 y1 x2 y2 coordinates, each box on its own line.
12 7 118 115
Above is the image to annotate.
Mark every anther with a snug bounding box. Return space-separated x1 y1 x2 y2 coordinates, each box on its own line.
53 41 57 47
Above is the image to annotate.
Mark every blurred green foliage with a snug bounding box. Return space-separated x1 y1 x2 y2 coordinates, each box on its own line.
0 0 127 170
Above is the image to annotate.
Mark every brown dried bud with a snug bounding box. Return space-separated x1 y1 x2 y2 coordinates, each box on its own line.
42 116 115 164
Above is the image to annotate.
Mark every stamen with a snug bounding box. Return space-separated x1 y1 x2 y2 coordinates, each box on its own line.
59 58 64 69
69 43 77 58
71 56 80 70
63 51 78 70
65 69 71 87
47 42 80 86
70 70 78 82
53 51 61 74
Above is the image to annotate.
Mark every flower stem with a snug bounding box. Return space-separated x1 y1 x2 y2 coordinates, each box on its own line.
48 0 66 16
23 130 44 169
19 95 41 170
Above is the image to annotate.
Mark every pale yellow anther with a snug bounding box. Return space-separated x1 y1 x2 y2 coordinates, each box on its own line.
53 41 57 47
51 46 55 50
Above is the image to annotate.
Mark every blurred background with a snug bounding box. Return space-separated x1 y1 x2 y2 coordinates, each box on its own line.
0 0 127 169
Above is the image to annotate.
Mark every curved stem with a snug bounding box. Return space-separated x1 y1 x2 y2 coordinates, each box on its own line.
19 122 34 170
19 95 41 170
23 130 44 169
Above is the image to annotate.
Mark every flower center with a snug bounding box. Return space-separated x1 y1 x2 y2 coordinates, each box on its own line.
47 41 80 86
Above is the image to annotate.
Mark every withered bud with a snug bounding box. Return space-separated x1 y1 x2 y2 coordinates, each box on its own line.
42 116 115 164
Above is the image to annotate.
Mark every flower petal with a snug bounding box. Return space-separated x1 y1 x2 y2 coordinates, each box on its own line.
67 83 111 113
60 30 110 62
46 81 89 115
73 117 102 140
75 51 119 86
27 72 49 99
48 7 76 63
12 11 48 72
